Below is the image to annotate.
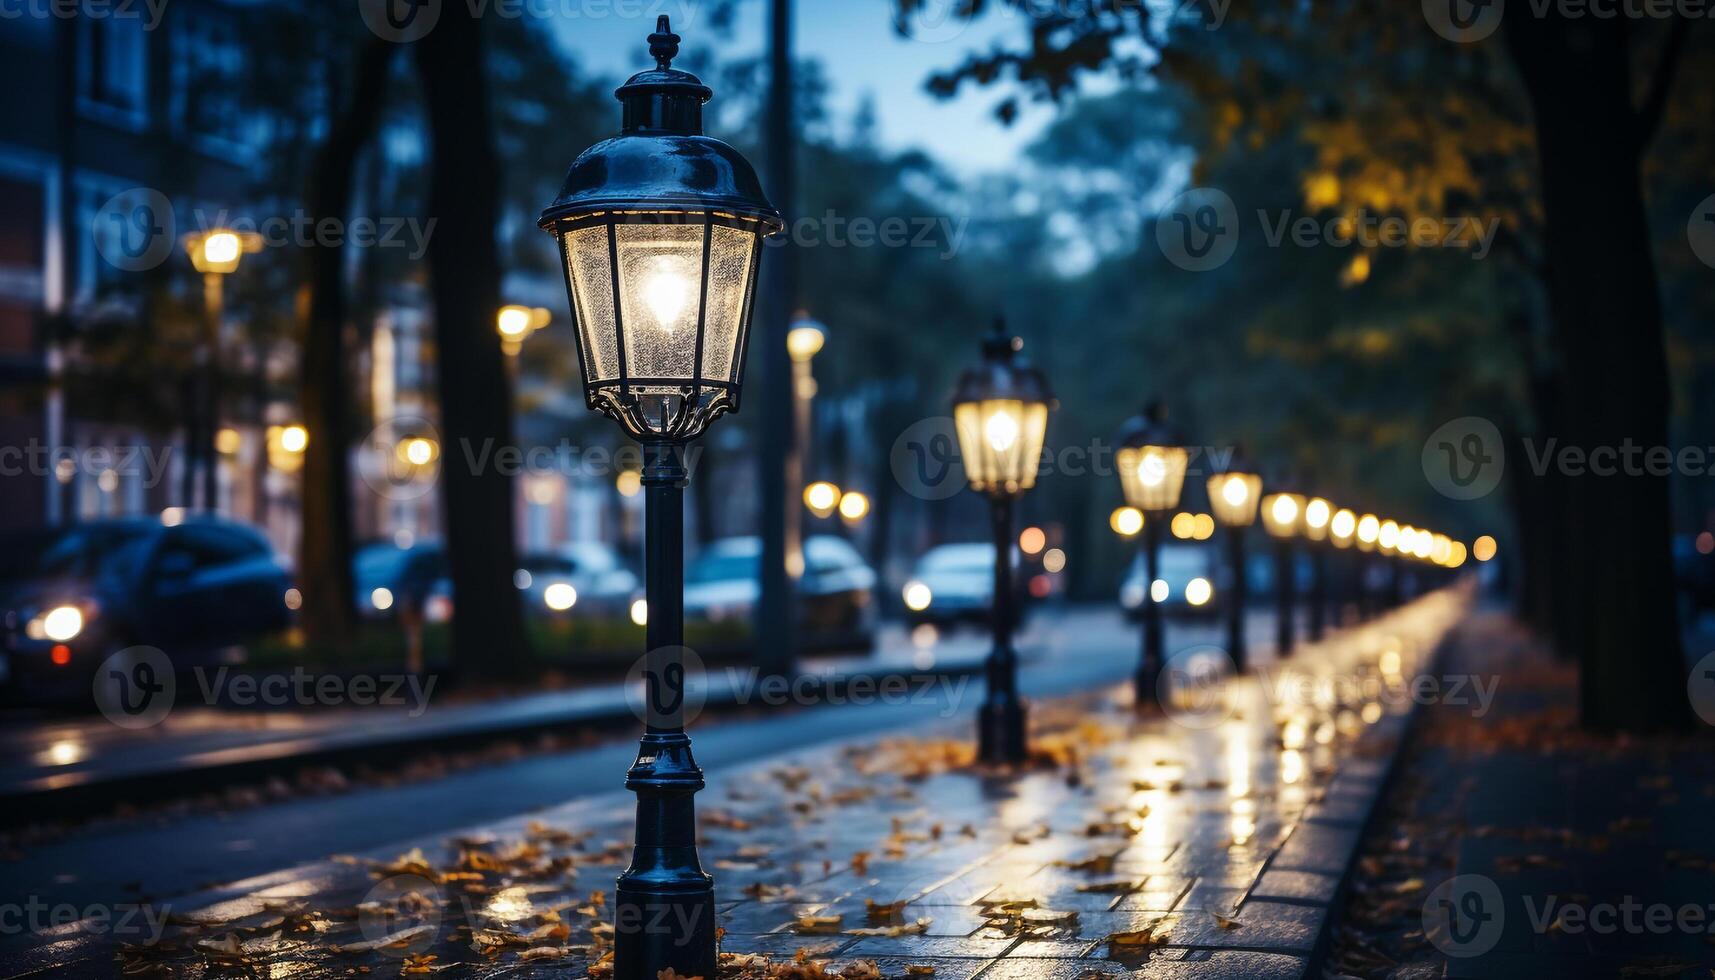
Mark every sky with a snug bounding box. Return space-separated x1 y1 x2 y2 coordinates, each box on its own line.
546 0 1064 175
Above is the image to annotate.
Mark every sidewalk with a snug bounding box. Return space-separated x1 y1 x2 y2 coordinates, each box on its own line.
4 590 1470 979
0 620 1006 817
1325 608 1715 979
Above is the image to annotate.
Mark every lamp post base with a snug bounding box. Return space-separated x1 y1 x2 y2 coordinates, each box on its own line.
613 882 716 980
1133 662 1162 711
977 695 1028 765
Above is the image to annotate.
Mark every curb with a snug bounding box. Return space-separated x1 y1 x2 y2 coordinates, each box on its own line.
1294 605 1469 977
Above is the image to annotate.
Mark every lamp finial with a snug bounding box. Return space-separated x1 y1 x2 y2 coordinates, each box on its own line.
649 15 680 69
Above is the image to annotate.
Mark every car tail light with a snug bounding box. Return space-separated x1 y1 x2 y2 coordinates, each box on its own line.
50 644 72 666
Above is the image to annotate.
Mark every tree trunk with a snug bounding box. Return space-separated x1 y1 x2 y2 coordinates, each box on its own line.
414 8 530 679
1503 12 1691 732
297 37 393 646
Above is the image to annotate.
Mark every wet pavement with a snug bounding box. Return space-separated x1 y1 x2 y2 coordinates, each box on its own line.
0 591 1469 978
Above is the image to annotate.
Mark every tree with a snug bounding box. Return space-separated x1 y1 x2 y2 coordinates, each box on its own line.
414 6 530 679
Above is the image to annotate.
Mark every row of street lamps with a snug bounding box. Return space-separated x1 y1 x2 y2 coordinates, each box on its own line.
537 18 1481 978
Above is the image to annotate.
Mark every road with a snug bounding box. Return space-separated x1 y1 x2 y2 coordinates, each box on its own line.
2 607 1285 914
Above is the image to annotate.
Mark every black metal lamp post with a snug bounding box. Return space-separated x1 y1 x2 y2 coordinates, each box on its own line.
537 18 781 979
1355 512 1380 617
1114 401 1188 707
1302 497 1331 640
1260 489 1304 657
952 320 1052 765
1327 506 1356 626
1206 455 1262 671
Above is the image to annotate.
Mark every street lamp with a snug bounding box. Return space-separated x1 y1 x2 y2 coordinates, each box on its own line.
1303 497 1331 640
1260 489 1304 657
787 312 825 560
1114 401 1188 707
183 228 256 512
952 319 1052 764
1206 455 1262 671
497 304 551 356
536 18 781 979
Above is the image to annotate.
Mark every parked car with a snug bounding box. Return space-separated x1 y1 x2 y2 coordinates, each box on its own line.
900 542 1035 628
683 535 877 651
1119 542 1222 620
0 518 291 701
352 540 642 624
352 540 451 622
551 542 642 618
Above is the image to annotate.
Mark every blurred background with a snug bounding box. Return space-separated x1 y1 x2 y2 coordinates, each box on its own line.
0 0 1711 699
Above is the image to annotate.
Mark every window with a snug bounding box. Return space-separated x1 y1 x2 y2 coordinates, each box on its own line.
78 15 149 128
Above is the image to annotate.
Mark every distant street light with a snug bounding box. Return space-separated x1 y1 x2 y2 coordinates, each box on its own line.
1207 455 1262 671
803 481 840 518
1114 401 1188 707
183 227 257 512
787 312 825 566
497 304 551 356
535 17 781 979
1261 490 1305 657
953 318 1052 764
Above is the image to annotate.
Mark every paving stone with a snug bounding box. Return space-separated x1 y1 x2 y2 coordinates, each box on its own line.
1248 869 1340 905
1269 823 1361 875
1130 948 1308 978
1007 938 1102 958
974 958 1132 979
1174 901 1325 953
839 934 1019 959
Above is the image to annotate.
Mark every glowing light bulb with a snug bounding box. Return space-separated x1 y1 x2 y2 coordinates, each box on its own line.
1270 495 1299 526
1222 475 1249 507
984 409 1020 452
203 231 240 265
1138 451 1166 487
641 257 689 328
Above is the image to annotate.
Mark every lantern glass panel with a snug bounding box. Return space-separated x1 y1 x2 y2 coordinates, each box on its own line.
1206 472 1263 527
564 226 620 382
1117 445 1188 513
1261 492 1305 539
955 399 1048 494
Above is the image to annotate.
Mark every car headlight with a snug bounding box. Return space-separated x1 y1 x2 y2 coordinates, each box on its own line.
1185 577 1213 606
543 582 578 612
26 603 92 642
903 581 933 612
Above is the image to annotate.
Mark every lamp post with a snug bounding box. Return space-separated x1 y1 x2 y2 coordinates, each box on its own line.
952 319 1052 765
183 228 249 512
1260 489 1304 657
1207 456 1262 671
1302 497 1331 640
1328 506 1356 625
1114 401 1188 707
786 313 824 561
536 19 781 978
1355 512 1380 617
